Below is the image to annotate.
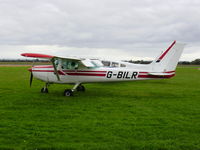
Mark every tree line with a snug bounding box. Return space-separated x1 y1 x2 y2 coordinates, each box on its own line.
0 59 48 62
0 58 200 65
126 59 200 65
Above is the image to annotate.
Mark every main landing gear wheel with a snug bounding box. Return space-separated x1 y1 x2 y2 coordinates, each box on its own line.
77 85 85 92
41 88 48 93
64 89 73 96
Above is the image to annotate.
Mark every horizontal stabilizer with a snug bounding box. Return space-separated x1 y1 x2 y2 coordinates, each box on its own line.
148 72 174 76
148 71 175 76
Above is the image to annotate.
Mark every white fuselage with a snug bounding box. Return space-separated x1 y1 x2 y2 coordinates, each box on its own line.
23 41 186 87
31 63 175 84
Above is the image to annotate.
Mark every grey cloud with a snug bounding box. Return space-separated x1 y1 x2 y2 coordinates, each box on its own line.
0 0 199 60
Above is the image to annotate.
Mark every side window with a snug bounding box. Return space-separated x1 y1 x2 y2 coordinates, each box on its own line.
70 61 78 70
111 62 119 67
120 64 126 67
54 59 59 67
62 61 68 69
102 61 111 67
62 60 78 70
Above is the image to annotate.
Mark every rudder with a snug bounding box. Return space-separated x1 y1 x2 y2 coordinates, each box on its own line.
150 41 186 72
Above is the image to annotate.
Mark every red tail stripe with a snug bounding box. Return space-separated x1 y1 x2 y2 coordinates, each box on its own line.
157 41 176 61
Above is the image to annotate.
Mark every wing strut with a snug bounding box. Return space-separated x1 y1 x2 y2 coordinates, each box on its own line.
51 57 60 81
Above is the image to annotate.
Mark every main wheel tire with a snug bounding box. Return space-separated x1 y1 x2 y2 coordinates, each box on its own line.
41 88 48 93
77 85 85 92
64 89 73 96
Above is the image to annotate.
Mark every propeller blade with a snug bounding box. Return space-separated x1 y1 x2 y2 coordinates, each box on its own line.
30 72 33 87
51 58 60 81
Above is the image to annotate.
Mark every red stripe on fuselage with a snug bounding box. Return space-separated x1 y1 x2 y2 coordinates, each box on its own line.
31 70 106 77
63 70 107 73
164 71 175 73
33 65 53 68
32 70 54 72
66 73 106 76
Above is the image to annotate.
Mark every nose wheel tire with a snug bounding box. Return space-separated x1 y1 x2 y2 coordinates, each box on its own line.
64 89 73 96
77 85 85 92
41 88 48 93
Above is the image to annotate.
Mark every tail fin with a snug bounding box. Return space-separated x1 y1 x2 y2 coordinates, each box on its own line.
150 41 186 72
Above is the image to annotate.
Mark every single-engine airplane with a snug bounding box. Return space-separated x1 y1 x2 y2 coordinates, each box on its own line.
21 41 185 96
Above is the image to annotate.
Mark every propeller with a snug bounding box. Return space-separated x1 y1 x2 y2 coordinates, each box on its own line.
28 67 34 87
30 72 33 87
51 57 60 81
29 59 36 87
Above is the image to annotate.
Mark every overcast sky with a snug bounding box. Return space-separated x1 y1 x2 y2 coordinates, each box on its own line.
0 0 200 61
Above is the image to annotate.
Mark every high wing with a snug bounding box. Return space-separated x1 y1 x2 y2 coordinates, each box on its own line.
21 53 95 67
21 53 98 81
21 53 81 61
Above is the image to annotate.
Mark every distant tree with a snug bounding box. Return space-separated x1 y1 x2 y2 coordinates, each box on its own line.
178 61 191 65
191 59 200 65
126 60 152 64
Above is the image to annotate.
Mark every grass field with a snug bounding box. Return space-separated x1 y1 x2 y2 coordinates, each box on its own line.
0 66 199 150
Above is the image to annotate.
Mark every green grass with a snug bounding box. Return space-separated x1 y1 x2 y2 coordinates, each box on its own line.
0 66 199 150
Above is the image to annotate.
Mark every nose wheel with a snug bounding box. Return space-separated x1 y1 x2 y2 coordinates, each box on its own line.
41 87 48 93
41 83 49 93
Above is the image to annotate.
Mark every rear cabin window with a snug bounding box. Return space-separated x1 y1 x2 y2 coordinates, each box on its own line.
91 60 103 67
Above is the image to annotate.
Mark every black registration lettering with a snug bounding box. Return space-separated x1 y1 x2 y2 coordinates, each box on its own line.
117 71 123 78
125 72 130 79
131 72 138 79
107 71 113 78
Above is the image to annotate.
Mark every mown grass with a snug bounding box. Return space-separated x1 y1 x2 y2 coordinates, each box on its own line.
0 66 199 150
